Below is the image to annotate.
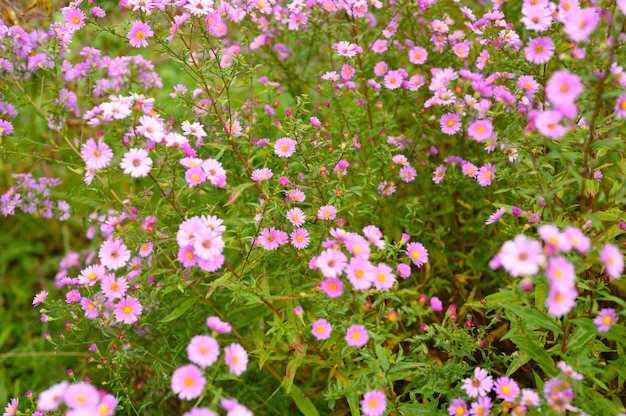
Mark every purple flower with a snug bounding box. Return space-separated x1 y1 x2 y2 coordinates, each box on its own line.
594 308 618 332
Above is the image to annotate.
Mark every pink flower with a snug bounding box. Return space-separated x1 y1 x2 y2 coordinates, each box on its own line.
99 238 131 270
251 168 273 182
397 263 411 279
361 390 386 416
440 113 461 135
206 316 232 333
274 137 297 157
467 119 493 142
547 257 576 290
546 71 583 106
485 207 505 225
258 227 280 250
448 399 468 416
476 163 494 187
333 41 358 57
373 263 395 290
524 37 554 64
406 242 428 267
615 93 626 118
286 208 306 227
535 110 568 139
345 324 369 347
499 235 545 277
408 46 428 64
80 297 99 319
600 242 624 279
127 21 154 48
63 382 99 410
187 335 219 368
317 205 337 220
81 138 113 170
37 381 69 411
433 165 446 184
461 367 493 398
345 257 375 290
114 296 143 324
383 70 404 90
311 318 332 340
316 249 347 278
290 227 311 249
101 274 128 300
171 364 206 400
563 7 599 42
224 343 248 376
594 308 618 332
494 377 519 401
320 278 343 298
33 290 48 306
120 148 153 177
546 284 578 317
564 227 590 253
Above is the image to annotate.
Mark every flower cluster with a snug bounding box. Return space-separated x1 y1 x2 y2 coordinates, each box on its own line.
176 215 226 272
36 380 117 415
0 173 70 220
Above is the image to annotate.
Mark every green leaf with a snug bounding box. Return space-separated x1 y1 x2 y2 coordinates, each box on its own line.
225 182 255 206
397 401 440 416
158 297 195 323
284 351 304 393
288 384 320 416
502 304 563 335
506 350 531 377
508 334 557 375
595 208 623 222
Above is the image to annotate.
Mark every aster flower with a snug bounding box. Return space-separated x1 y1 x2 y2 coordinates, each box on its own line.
224 343 248 376
345 324 369 347
274 137 297 157
476 163 494 187
448 399 468 416
81 138 113 170
494 376 520 401
615 93 626 118
206 316 232 333
373 263 395 291
127 21 154 48
286 208 306 227
81 297 99 319
557 361 584 380
64 382 99 410
99 238 131 270
361 390 386 416
114 296 143 324
546 284 578 317
433 165 446 184
320 277 343 298
499 234 545 277
316 249 347 278
594 308 617 332
345 257 375 290
408 46 428 64
485 207 505 225
37 381 69 412
333 41 358 57
258 227 280 250
546 71 583 106
290 228 310 249
440 113 462 135
524 36 554 64
120 148 153 178
3 398 18 416
563 7 599 42
535 110 568 139
538 225 572 252
546 256 576 290
101 274 128 300
33 290 48 306
187 335 219 368
317 205 337 220
311 318 332 340
183 408 217 416
251 168 273 182
171 364 206 400
406 242 428 267
600 242 624 279
461 367 494 398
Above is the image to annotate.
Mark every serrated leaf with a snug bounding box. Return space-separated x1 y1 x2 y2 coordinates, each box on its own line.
397 401 439 416
288 384 320 416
